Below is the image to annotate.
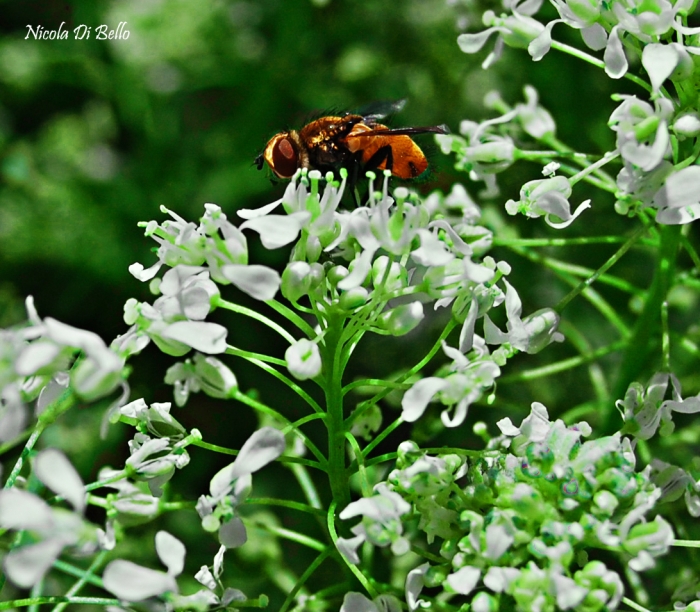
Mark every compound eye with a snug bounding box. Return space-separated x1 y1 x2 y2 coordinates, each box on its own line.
268 136 299 178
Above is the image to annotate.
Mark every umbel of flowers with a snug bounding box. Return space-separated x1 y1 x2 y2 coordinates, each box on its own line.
337 403 675 612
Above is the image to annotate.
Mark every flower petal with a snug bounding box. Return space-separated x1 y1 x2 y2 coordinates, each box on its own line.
401 378 448 422
604 26 628 79
34 449 86 513
155 531 186 576
642 43 679 92
222 264 281 301
4 539 65 589
162 321 228 354
103 560 178 601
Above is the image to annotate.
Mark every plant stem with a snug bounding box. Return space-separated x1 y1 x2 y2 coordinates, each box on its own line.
606 224 681 432
323 314 350 510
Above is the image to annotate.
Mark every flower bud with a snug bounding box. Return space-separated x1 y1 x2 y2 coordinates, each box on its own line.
71 352 123 402
565 0 600 22
282 261 312 302
379 302 424 336
327 265 349 286
285 339 321 381
521 308 564 353
372 256 406 293
673 113 700 138
466 140 515 167
193 354 237 399
500 14 545 49
339 287 369 310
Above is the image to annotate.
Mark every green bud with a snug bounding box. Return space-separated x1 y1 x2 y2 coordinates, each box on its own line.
282 261 313 302
193 354 238 399
472 592 499 612
340 287 369 309
379 302 424 336
372 256 406 293
328 265 349 286
424 565 448 587
202 514 221 532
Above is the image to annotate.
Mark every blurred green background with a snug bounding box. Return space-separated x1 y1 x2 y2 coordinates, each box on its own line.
4 0 697 607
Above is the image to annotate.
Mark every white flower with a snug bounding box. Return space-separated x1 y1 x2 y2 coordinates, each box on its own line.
285 338 321 380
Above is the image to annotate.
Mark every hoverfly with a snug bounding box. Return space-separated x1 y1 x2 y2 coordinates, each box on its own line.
255 100 448 186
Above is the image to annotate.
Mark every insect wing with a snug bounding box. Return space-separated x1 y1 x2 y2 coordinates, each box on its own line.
356 99 408 125
343 122 429 179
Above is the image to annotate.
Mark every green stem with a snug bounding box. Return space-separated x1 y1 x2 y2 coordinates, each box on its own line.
244 517 326 551
550 40 652 94
0 598 121 610
278 548 334 612
607 224 681 432
51 551 108 612
345 432 372 497
556 225 648 312
216 298 297 343
5 389 77 489
229 357 325 415
323 314 350 510
326 502 378 599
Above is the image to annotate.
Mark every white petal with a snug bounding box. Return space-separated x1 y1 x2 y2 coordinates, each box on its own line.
210 429 285 496
553 574 588 609
129 261 162 282
162 321 228 354
222 264 281 301
528 19 557 61
496 417 521 436
155 531 186 576
195 565 217 589
653 166 700 210
213 545 226 577
219 516 247 548
14 341 62 376
405 563 430 612
103 560 178 601
240 212 309 249
0 489 54 531
484 522 514 560
457 28 501 54
546 199 591 229
642 43 679 92
340 592 378 612
237 198 283 219
401 378 448 422
4 539 64 588
411 230 454 266
336 534 364 564
483 566 521 592
44 318 108 354
604 26 628 79
656 203 700 225
581 23 607 50
34 449 86 513
338 248 376 291
446 565 481 595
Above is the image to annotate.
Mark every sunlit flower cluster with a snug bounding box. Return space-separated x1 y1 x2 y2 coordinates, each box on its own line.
339 403 674 611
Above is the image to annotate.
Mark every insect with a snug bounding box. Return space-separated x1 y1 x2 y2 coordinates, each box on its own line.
255 100 448 184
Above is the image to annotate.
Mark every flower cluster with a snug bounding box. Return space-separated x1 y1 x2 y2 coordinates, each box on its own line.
339 403 674 611
452 0 700 226
0 449 101 589
196 427 285 549
0 297 125 443
112 203 283 360
236 171 562 418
